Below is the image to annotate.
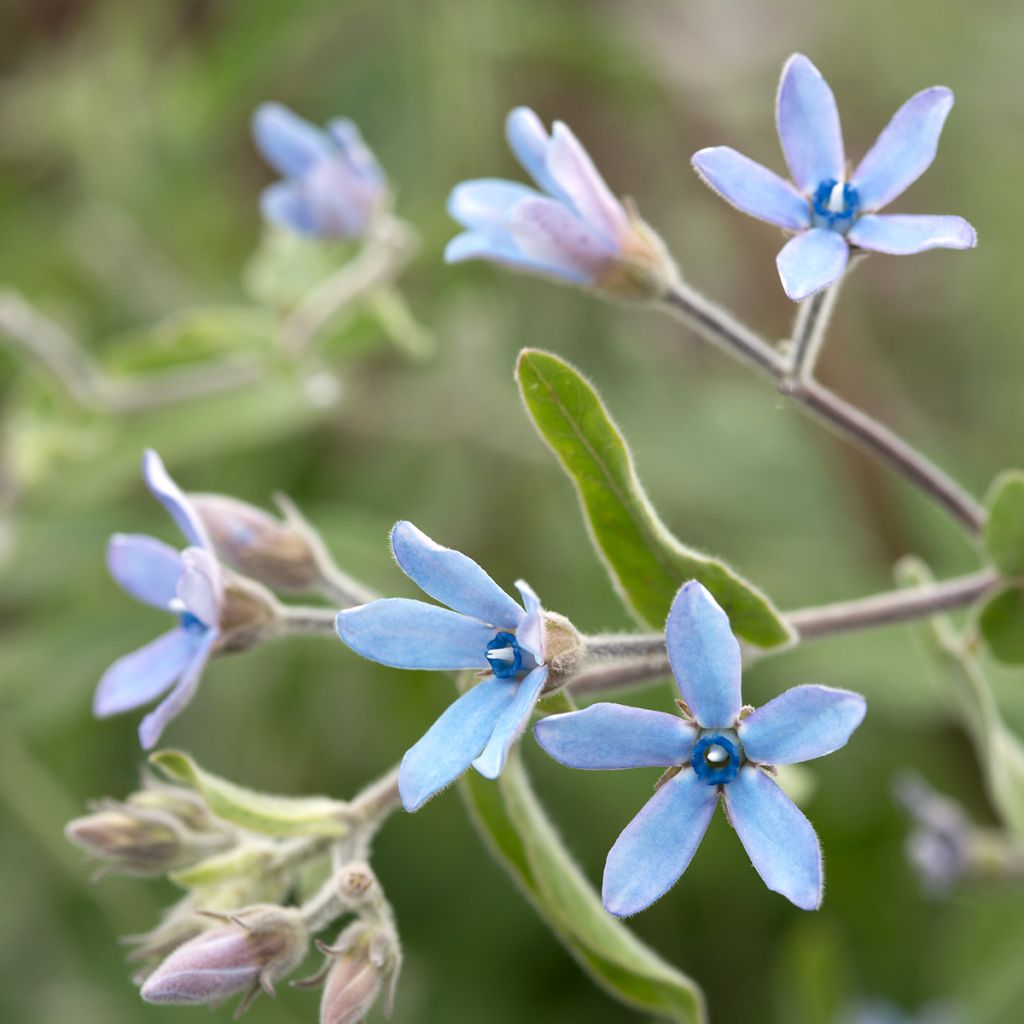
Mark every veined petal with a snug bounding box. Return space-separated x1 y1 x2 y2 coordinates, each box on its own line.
776 228 849 301
851 87 954 211
691 147 810 230
325 118 384 182
336 599 494 670
507 196 615 283
665 582 742 729
107 534 183 610
399 676 518 810
776 53 845 193
177 548 223 628
260 181 321 236
603 769 718 917
138 631 217 750
472 666 548 779
252 102 330 178
546 122 629 240
535 702 696 769
444 231 585 284
447 179 541 233
738 685 866 765
724 766 823 910
390 521 524 628
93 628 202 717
514 579 544 663
847 213 976 254
142 450 209 550
505 107 561 199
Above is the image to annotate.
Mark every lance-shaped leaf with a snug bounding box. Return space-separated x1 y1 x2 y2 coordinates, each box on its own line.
516 349 791 647
151 751 350 838
170 843 278 888
898 558 1024 841
462 751 704 1023
984 471 1024 579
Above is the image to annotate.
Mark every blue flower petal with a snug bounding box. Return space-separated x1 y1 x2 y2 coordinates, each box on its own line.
472 665 548 779
691 147 810 230
107 534 183 610
447 179 540 233
399 676 518 810
847 213 976 255
336 599 495 670
505 107 562 199
142 450 209 550
507 196 614 284
444 231 584 284
775 53 845 194
738 685 866 765
325 118 384 182
723 766 823 910
138 630 218 750
851 87 954 211
665 582 742 729
176 548 223 629
776 228 849 301
602 769 718 917
390 521 524 628
93 628 202 718
535 702 696 769
303 160 377 237
252 102 330 179
513 579 544 663
260 182 321 236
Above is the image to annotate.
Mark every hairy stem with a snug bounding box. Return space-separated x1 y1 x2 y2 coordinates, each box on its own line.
278 605 340 637
788 276 844 380
583 633 666 659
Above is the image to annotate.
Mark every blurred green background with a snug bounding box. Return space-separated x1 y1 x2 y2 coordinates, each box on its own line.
3 1 1024 1021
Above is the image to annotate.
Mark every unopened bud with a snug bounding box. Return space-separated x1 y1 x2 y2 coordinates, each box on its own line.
141 905 308 1013
214 573 283 653
317 922 400 1024
542 611 584 680
127 779 217 833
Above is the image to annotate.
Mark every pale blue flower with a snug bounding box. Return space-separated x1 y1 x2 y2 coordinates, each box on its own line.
692 54 976 300
252 103 388 239
535 581 866 915
94 450 222 750
336 522 547 811
445 107 677 298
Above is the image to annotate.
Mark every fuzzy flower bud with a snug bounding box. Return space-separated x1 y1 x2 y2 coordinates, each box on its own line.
318 922 401 1024
140 905 308 1012
215 573 283 653
542 610 584 681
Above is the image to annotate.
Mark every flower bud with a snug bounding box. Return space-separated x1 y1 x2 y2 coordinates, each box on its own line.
542 610 584 680
214 573 283 653
318 922 400 1024
141 905 308 1012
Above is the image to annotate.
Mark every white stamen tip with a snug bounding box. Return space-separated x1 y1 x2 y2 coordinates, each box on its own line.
705 744 728 764
827 182 846 214
487 647 516 663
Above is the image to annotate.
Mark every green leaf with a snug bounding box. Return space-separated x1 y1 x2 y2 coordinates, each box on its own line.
978 586 1024 664
516 349 791 647
462 753 704 1023
170 844 276 888
898 559 1024 841
151 750 350 838
984 471 1024 578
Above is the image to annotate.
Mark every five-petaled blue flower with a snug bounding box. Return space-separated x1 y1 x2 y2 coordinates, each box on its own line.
445 107 677 298
691 54 976 301
535 581 866 914
252 102 388 240
94 450 223 750
335 522 547 811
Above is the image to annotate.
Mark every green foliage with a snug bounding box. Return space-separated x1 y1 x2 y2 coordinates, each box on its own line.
515 348 792 647
978 586 1024 665
984 471 1024 579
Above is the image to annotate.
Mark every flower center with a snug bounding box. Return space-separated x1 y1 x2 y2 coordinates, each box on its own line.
180 611 207 634
486 631 522 679
690 732 742 786
811 178 859 232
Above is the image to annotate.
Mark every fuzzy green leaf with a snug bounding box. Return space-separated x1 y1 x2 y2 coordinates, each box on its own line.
978 586 1024 664
984 471 1024 578
516 349 791 647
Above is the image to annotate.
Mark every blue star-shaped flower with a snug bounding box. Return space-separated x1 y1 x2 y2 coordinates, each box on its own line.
94 451 222 749
336 522 547 811
535 581 866 914
692 54 976 300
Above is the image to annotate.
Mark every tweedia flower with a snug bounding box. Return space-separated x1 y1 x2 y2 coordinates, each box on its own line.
253 102 388 239
445 107 678 299
692 54 976 300
336 521 547 811
535 581 866 914
94 450 222 750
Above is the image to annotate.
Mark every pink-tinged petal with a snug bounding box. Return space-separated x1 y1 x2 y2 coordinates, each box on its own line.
444 230 588 284
399 676 518 811
514 579 544 663
724 766 823 910
535 702 696 769
776 228 849 301
776 54 845 193
665 582 742 729
602 770 718 917
336 599 494 671
93 628 202 717
847 213 976 254
738 685 866 765
107 534 183 610
390 521 524 628
447 178 541 233
176 548 223 628
507 196 616 283
505 107 561 198
252 102 330 178
138 631 217 750
472 666 548 778
142 450 209 550
691 147 810 230
851 87 954 210
545 122 630 240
